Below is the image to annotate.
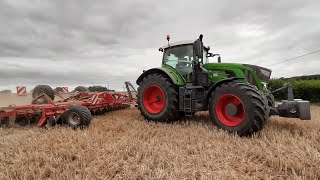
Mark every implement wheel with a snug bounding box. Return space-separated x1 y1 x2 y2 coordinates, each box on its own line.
65 106 92 129
32 85 55 104
209 81 269 136
0 117 9 128
74 86 88 92
137 73 180 122
0 110 9 128
15 116 29 126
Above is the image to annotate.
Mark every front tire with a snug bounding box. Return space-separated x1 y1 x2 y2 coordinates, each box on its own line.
209 82 269 136
266 93 275 107
137 73 180 122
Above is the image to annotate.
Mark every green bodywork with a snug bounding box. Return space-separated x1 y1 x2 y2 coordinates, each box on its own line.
155 65 186 86
202 63 264 91
145 62 265 91
136 65 186 86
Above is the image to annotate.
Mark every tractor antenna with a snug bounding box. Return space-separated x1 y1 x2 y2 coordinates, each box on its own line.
166 34 170 46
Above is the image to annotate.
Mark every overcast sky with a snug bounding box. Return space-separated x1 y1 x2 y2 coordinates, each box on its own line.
0 0 319 91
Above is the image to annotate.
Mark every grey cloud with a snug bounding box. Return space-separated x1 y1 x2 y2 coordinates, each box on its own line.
0 0 319 90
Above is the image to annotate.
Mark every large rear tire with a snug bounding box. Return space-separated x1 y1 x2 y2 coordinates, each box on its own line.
32 85 55 104
209 82 269 136
137 73 180 122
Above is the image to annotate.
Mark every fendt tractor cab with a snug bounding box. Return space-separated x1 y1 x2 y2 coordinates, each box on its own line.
136 35 311 136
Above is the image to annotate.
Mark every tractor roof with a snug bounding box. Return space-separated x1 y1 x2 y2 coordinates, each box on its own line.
161 40 210 50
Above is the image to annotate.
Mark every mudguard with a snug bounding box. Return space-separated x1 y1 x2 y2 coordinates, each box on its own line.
136 66 186 86
205 77 244 103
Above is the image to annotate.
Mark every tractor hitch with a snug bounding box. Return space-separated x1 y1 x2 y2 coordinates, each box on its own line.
270 84 311 120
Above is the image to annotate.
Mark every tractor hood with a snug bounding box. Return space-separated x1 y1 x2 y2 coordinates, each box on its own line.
203 63 272 82
242 64 272 82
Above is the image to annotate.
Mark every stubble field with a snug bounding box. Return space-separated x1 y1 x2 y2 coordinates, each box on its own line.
0 104 319 179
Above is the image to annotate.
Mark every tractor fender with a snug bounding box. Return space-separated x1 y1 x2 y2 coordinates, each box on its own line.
136 67 186 86
205 77 244 103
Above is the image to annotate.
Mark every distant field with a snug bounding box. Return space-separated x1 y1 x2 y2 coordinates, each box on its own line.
0 106 319 179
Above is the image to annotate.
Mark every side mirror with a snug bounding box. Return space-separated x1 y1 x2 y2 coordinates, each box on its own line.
193 39 203 59
207 53 219 58
207 53 222 63
206 53 213 57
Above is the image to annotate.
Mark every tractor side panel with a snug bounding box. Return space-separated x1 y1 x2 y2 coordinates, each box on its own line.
203 63 263 91
136 67 186 86
179 86 207 113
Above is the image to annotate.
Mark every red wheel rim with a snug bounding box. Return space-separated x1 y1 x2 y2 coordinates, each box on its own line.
143 85 166 114
216 94 245 126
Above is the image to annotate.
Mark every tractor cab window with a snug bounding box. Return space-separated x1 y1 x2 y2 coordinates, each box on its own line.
163 45 194 82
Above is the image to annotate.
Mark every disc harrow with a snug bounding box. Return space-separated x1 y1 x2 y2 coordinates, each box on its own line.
0 87 135 129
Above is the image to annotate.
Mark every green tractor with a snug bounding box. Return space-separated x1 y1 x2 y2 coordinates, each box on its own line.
136 35 311 136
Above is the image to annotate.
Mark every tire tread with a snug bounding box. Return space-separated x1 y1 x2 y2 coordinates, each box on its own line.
209 81 269 136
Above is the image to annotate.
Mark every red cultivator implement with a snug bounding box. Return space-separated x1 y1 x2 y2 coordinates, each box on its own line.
0 83 136 129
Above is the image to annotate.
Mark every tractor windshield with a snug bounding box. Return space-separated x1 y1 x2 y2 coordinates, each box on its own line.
162 45 194 81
